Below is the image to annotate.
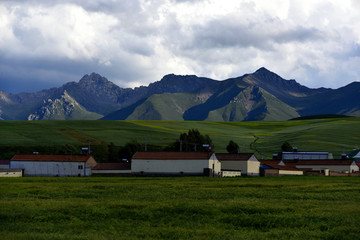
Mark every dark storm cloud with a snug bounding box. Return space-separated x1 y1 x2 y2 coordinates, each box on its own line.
0 0 360 93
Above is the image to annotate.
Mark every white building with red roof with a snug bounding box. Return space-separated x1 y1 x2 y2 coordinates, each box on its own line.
10 154 97 177
131 152 220 176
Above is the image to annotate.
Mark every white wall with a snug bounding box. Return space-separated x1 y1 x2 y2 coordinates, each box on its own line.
10 161 89 177
132 155 221 176
0 164 9 169
221 155 260 176
279 170 303 176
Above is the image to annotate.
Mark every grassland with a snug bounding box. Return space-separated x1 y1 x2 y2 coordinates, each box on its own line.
0 118 359 158
0 176 359 240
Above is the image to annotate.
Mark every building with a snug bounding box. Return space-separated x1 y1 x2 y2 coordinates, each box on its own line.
10 155 97 177
0 160 10 169
282 151 333 160
131 152 221 176
92 162 131 176
260 160 303 176
296 160 359 173
216 153 260 176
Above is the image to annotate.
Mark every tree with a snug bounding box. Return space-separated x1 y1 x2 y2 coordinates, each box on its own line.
118 140 142 162
281 141 293 152
165 129 213 152
226 140 239 154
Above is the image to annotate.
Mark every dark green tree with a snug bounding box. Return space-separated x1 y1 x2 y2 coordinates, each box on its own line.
281 141 293 152
118 140 142 162
165 129 213 152
226 140 239 154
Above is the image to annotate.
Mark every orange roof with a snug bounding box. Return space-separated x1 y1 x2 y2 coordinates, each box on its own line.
132 152 213 160
216 153 255 161
11 155 92 162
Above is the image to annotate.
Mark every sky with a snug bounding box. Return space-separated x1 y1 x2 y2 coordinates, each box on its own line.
1 0 360 93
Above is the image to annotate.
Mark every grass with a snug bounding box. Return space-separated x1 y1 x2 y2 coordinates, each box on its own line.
0 176 359 239
0 118 359 158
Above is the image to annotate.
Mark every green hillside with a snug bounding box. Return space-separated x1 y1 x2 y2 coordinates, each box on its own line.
0 118 359 159
127 93 203 120
206 87 299 121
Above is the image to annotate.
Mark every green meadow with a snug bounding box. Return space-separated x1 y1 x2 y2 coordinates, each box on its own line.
1 176 359 240
0 118 359 158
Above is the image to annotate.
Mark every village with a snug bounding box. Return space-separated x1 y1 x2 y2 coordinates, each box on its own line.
1 147 359 178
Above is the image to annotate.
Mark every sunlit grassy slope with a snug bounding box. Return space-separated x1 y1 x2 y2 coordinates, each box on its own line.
0 117 359 158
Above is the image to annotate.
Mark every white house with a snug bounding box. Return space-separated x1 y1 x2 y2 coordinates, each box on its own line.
296 160 359 173
131 152 221 176
216 153 260 176
10 154 97 177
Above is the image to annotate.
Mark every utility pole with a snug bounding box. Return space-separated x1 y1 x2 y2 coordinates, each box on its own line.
180 140 183 152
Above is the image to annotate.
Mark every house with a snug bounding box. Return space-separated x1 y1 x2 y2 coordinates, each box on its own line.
216 153 260 176
131 152 221 176
0 160 10 169
92 162 131 176
10 154 97 177
260 160 303 176
296 160 359 173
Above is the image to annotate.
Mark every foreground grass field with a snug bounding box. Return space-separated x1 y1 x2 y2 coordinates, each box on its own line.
1 176 359 240
0 117 360 158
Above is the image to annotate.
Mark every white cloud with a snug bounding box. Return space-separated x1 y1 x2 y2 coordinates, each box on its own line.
0 0 360 93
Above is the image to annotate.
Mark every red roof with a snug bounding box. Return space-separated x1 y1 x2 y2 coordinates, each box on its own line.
11 155 92 162
93 162 131 170
132 152 213 160
296 160 355 166
216 153 255 161
260 160 301 171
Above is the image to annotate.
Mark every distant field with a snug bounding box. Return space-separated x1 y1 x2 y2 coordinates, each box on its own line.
0 118 359 158
0 176 359 240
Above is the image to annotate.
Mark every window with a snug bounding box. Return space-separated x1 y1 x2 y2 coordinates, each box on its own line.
78 165 83 170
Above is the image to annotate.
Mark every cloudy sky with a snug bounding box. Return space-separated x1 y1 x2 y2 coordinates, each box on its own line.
1 0 360 93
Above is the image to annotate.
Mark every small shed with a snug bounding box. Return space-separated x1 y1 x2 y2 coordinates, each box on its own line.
92 162 131 176
0 160 10 169
296 160 359 173
216 153 260 176
0 169 23 177
131 152 221 176
10 155 97 177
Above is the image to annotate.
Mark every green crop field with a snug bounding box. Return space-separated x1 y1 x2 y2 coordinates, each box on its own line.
0 118 359 159
1 176 359 240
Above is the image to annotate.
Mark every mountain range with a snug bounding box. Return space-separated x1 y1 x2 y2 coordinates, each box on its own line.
1 67 359 121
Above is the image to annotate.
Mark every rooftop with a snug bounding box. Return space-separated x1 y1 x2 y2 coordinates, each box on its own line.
11 155 93 162
296 160 355 166
132 152 214 160
216 153 255 161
